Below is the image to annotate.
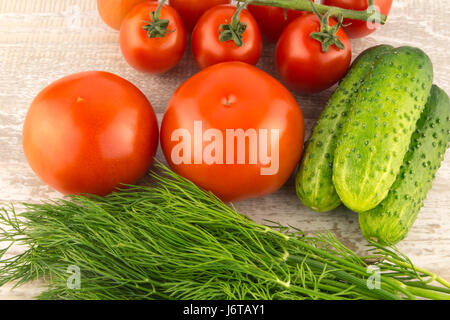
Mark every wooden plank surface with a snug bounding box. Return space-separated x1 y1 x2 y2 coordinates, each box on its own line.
0 0 449 299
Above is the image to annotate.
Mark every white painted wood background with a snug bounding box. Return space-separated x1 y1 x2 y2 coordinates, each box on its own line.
0 0 448 299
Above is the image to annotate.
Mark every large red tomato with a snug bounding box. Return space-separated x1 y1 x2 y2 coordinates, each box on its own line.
322 0 393 38
169 0 231 32
276 14 351 94
191 5 262 69
160 62 305 202
247 4 307 42
23 71 159 196
120 1 186 74
97 0 156 30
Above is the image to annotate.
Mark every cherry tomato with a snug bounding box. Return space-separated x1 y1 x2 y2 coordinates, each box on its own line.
322 0 393 38
169 0 231 33
120 1 186 74
160 62 305 202
23 71 159 196
191 5 262 70
247 4 307 42
276 14 351 94
97 0 156 30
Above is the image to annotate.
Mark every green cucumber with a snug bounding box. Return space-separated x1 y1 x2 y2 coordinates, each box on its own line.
359 85 450 244
333 47 434 213
296 45 394 212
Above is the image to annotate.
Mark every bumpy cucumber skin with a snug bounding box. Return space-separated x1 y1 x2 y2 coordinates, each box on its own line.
295 45 394 212
333 47 434 213
359 85 450 245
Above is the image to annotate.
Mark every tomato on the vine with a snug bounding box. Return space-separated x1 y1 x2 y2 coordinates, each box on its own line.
247 4 307 42
97 0 155 30
169 0 231 33
160 62 305 202
23 71 159 196
322 0 393 38
191 4 262 70
120 1 186 74
276 13 351 94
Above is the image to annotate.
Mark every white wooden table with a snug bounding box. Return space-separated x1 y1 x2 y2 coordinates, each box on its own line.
0 0 449 299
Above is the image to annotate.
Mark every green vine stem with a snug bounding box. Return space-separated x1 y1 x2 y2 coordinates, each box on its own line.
236 0 388 24
219 2 248 46
309 2 345 53
142 0 172 39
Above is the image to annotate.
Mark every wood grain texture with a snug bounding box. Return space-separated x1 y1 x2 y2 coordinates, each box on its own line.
0 0 449 299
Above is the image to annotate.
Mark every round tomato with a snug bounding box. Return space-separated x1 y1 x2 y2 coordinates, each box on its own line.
322 0 393 38
120 1 186 74
160 62 305 202
191 5 262 70
97 0 156 30
247 4 307 42
276 14 351 94
169 0 230 33
23 71 159 196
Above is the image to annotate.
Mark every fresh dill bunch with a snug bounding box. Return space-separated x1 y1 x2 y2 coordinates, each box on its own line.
0 163 449 300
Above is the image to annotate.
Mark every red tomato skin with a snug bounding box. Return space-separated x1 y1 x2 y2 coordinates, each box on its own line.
276 14 351 94
169 0 231 33
191 5 262 70
97 0 156 30
160 62 305 202
322 0 393 38
247 4 307 42
120 2 186 74
22 71 159 196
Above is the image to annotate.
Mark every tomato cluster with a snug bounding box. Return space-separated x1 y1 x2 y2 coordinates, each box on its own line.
97 1 392 92
22 1 393 201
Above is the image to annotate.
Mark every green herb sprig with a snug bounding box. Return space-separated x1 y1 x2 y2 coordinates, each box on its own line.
0 163 449 300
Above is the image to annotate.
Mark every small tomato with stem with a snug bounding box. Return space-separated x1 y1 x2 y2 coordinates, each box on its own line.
322 0 393 38
276 6 351 94
191 4 262 70
120 0 187 74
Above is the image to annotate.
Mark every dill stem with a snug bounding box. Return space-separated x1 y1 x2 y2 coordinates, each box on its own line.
288 255 401 300
287 238 420 299
318 279 376 300
284 283 343 300
402 281 450 295
385 257 450 289
403 285 450 300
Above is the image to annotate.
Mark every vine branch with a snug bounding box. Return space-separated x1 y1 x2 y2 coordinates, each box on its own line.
236 0 387 25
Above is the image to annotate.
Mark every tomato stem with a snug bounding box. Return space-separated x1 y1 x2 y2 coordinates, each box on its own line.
219 2 248 47
309 2 345 53
236 0 387 25
142 0 173 39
